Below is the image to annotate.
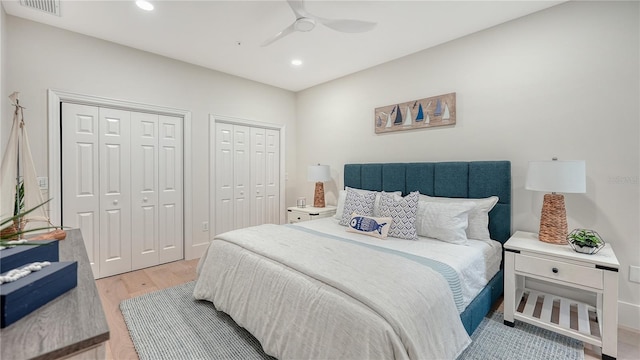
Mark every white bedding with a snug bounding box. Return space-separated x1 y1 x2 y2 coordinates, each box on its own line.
194 222 475 359
295 217 503 312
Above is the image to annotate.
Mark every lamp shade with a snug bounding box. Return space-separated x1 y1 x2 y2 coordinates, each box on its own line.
525 160 586 193
307 165 331 182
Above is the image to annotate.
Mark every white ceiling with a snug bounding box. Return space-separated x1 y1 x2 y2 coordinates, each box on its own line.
2 0 564 92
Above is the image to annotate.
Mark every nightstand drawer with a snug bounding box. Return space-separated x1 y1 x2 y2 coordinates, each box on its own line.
515 254 603 289
288 212 311 223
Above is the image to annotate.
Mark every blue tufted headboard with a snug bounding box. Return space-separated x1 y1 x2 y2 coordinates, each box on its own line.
344 161 512 243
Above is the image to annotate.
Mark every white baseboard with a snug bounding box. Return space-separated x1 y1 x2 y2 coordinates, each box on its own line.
619 300 640 331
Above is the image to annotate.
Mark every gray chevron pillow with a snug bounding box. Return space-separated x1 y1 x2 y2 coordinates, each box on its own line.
378 191 419 240
339 188 377 226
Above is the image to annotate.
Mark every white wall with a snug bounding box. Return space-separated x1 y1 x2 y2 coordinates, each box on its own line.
3 16 297 258
0 5 5 161
0 5 6 215
296 1 640 329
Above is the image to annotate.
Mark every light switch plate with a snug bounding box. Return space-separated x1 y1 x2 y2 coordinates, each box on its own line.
630 265 640 284
37 177 48 190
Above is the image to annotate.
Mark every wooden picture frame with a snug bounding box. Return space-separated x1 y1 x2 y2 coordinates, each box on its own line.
375 92 456 134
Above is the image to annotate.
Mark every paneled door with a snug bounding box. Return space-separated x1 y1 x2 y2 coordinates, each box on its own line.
214 122 280 235
157 115 183 264
250 128 281 226
61 103 100 275
215 123 251 234
62 104 183 278
250 127 266 226
131 113 184 269
130 112 159 271
214 122 234 235
264 129 280 224
98 108 132 278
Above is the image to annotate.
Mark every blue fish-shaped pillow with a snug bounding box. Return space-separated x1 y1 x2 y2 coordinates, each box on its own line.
346 213 393 239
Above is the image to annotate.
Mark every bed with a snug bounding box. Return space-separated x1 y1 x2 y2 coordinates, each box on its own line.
194 161 511 359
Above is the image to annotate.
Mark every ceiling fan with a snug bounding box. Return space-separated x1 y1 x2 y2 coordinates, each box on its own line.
262 0 377 47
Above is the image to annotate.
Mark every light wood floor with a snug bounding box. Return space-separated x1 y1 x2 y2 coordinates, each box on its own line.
95 258 199 360
96 259 640 360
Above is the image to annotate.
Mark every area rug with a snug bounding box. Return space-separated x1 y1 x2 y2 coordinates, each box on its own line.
120 281 583 360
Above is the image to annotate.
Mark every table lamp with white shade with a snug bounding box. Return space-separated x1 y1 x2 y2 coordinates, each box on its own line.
525 158 586 244
308 164 331 208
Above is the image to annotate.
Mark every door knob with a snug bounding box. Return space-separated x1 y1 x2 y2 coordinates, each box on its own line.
113 199 119 205
143 197 148 202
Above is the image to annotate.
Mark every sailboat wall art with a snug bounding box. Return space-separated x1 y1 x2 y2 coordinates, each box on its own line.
374 92 456 134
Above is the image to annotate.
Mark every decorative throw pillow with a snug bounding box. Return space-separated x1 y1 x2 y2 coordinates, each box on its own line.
346 213 393 239
339 188 377 226
378 191 419 240
415 200 476 245
335 188 402 219
334 189 347 219
419 195 499 240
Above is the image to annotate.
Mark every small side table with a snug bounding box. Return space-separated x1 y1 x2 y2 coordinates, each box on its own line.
504 231 619 360
287 205 337 224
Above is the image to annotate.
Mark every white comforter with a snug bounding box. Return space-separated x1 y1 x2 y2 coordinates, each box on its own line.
297 217 503 312
194 224 471 360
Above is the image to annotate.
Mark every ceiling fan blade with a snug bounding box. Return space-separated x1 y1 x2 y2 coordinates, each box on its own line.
320 18 377 33
286 0 308 18
261 23 296 47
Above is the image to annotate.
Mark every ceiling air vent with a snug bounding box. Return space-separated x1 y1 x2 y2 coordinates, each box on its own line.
19 0 61 16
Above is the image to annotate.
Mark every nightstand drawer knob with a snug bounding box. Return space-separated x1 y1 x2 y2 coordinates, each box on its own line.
552 267 559 274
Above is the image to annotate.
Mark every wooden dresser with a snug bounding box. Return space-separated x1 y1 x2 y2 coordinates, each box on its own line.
0 229 110 359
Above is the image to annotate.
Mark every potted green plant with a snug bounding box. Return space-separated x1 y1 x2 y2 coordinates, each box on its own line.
1 199 63 247
567 229 605 255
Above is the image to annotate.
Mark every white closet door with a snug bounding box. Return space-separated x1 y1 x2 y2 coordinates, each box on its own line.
250 127 266 226
98 107 132 278
233 125 251 230
158 115 183 263
61 103 101 277
265 129 280 224
131 112 159 270
215 122 234 235
215 121 282 234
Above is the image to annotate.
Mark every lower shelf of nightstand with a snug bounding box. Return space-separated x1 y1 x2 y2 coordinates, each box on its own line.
513 289 603 347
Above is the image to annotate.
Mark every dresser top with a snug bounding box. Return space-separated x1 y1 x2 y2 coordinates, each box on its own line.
0 229 109 360
505 231 619 269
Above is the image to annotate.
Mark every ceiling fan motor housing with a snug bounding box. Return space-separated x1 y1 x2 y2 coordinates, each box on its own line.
294 17 316 32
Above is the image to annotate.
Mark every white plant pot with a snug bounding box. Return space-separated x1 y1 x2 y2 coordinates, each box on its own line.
574 244 595 254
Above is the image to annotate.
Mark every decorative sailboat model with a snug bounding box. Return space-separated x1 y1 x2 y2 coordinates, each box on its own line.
1 92 65 242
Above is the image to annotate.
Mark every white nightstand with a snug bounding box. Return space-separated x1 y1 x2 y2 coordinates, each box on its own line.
287 205 337 223
504 231 619 360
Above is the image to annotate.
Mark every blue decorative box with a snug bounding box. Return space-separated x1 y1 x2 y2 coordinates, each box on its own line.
0 240 59 274
1 261 77 328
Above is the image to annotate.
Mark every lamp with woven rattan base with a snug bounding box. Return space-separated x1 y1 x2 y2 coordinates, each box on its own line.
308 164 331 208
526 158 586 245
538 193 569 244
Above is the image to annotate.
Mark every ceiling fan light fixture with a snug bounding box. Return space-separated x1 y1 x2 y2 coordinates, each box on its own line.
136 0 154 11
294 18 315 32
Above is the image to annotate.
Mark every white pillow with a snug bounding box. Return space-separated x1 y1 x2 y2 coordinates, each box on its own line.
415 200 476 245
378 191 419 240
338 188 377 226
335 188 401 219
419 195 498 240
346 213 393 239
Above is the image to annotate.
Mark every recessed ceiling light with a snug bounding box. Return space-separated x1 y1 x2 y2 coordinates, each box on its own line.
136 0 154 11
291 59 303 67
